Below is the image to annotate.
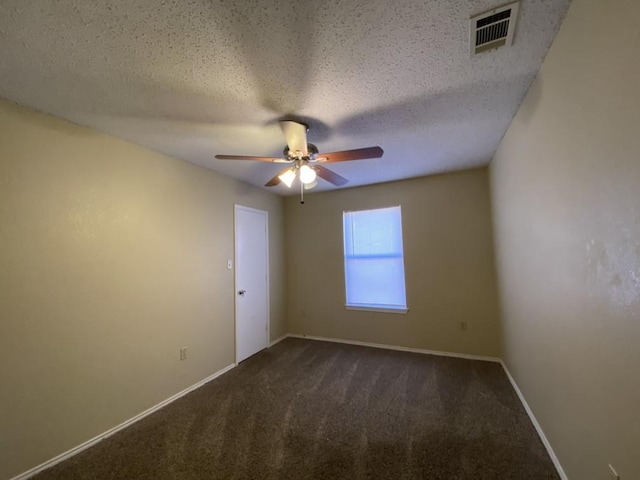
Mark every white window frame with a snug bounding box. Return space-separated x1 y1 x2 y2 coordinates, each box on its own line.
342 206 408 314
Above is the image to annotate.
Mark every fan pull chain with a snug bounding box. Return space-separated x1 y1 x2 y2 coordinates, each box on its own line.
300 179 304 204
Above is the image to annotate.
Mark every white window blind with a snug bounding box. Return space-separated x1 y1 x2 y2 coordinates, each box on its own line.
343 206 407 312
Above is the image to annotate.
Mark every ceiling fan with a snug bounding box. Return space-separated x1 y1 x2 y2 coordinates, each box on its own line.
215 120 383 202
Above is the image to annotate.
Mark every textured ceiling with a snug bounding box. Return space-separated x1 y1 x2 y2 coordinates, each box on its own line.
0 0 570 195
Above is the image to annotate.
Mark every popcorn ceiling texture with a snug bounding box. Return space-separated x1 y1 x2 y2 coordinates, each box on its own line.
0 0 570 194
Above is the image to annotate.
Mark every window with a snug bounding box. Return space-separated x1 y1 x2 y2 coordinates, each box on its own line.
343 206 408 313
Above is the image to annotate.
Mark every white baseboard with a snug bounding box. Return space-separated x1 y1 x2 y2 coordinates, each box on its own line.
10 363 236 480
269 333 289 347
286 333 501 363
500 361 568 480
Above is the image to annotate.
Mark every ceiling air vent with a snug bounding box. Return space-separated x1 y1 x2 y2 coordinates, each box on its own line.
470 2 520 55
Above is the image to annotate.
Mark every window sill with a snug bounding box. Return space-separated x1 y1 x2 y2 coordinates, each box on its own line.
345 305 409 314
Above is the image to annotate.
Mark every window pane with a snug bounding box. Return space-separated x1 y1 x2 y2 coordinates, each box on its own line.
345 257 406 307
345 207 403 256
343 206 407 310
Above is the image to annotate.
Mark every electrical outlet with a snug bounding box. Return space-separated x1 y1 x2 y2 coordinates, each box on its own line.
180 347 187 361
460 321 468 331
609 464 620 479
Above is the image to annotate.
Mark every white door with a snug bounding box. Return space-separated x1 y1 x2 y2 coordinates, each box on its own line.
234 205 269 363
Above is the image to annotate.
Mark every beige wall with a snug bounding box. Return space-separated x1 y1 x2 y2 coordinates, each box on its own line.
285 169 501 357
490 0 640 478
0 99 285 479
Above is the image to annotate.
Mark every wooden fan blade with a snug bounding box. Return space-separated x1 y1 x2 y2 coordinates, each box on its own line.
279 120 308 157
314 165 348 186
215 154 290 163
265 167 295 187
315 146 383 163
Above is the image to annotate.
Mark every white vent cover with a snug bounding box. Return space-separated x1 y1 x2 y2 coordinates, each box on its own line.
470 2 520 55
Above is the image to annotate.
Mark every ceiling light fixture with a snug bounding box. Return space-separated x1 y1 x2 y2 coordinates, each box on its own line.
299 164 317 185
278 168 296 188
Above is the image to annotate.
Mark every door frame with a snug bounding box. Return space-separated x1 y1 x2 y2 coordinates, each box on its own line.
234 204 270 364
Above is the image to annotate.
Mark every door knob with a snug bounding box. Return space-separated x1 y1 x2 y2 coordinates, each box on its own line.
238 290 246 296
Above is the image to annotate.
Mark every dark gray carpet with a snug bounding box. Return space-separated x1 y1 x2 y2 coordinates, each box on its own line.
33 338 559 479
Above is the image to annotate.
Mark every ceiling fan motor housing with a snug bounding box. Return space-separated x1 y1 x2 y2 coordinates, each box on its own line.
283 143 319 160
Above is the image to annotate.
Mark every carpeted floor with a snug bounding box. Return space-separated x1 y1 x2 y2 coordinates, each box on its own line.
33 338 559 479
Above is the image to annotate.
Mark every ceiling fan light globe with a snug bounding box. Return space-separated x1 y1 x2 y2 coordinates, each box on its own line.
278 168 296 188
299 164 317 184
303 180 318 190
